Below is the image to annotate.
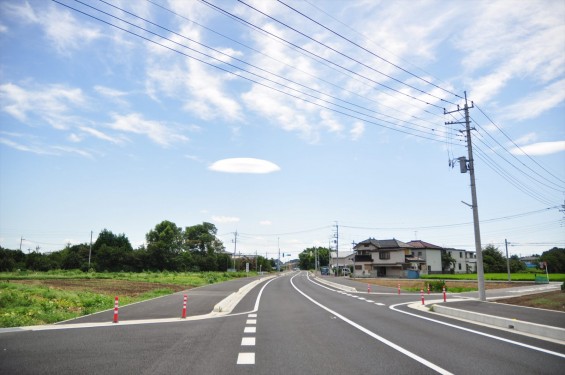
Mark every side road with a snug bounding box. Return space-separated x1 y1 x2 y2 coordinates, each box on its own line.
319 274 564 343
58 274 275 324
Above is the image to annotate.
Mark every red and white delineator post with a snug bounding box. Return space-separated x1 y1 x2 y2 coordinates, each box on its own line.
397 283 401 295
442 285 447 302
427 284 430 295
181 294 188 319
420 288 425 305
367 284 371 294
113 296 119 323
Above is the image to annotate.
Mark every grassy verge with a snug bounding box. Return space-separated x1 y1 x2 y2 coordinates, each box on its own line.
0 270 261 327
420 273 565 282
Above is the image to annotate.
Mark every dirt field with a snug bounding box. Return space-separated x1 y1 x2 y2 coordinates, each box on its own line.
12 279 189 297
494 291 565 312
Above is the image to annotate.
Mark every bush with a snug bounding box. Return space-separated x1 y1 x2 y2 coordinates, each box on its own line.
428 280 446 292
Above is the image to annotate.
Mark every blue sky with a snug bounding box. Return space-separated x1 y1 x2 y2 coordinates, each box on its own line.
1 0 563 261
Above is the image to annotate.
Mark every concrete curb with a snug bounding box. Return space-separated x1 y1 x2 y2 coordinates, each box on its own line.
310 273 357 292
213 275 276 313
432 303 565 342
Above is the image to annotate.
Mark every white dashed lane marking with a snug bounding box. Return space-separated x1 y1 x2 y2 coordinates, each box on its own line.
241 337 256 346
237 353 255 365
244 326 256 333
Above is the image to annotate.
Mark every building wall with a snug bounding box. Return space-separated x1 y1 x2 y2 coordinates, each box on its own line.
370 250 405 264
423 249 442 274
449 249 466 274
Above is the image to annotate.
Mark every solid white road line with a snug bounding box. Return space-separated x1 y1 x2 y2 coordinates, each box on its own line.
294 274 452 375
389 301 565 359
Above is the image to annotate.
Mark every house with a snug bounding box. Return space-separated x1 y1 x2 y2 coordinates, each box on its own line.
353 238 477 277
406 240 443 275
444 248 467 274
330 251 355 275
352 238 417 278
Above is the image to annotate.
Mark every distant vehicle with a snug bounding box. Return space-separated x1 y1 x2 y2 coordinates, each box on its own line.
342 268 350 276
320 266 330 275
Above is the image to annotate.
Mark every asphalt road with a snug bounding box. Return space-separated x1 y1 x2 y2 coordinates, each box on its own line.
1 272 563 374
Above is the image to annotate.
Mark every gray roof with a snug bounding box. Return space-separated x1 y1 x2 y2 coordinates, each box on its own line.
354 238 412 250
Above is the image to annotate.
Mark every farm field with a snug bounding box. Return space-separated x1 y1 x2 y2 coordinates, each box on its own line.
0 270 255 327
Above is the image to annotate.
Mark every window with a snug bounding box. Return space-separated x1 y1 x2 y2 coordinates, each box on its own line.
458 263 462 270
379 252 390 260
418 251 422 256
459 252 462 258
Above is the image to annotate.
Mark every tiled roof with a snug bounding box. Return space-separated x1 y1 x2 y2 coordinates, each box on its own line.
406 240 443 249
355 238 412 250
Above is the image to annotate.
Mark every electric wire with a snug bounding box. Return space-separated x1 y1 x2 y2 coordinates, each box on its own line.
198 0 447 110
276 0 461 100
55 0 448 143
145 0 444 130
475 103 565 186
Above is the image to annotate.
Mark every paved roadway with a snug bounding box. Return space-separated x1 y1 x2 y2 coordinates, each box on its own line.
1 272 563 374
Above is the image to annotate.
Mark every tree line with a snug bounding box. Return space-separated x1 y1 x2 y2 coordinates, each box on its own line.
0 221 275 273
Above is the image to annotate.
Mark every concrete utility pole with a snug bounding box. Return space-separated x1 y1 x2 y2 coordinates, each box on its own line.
277 237 280 272
89 230 93 269
505 239 511 281
232 231 238 271
334 222 339 276
445 91 486 301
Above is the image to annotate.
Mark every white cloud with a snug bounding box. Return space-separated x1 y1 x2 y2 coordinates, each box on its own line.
211 216 241 224
94 86 129 106
5 1 101 53
0 24 7 33
79 126 124 144
513 132 538 146
510 141 565 156
108 113 188 147
499 79 565 122
0 137 55 155
350 121 365 140
0 82 85 129
259 220 272 226
208 158 281 174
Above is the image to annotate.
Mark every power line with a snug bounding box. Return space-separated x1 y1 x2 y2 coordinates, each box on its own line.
276 0 461 100
198 0 447 110
54 0 448 143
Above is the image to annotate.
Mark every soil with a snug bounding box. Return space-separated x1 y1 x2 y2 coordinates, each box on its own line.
11 279 189 297
494 290 565 312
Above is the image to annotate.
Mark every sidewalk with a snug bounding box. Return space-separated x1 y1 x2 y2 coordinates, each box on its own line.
431 298 565 342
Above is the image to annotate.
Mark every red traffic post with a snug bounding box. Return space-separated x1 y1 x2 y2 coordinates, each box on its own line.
367 284 371 294
442 285 447 302
181 294 188 319
420 288 425 305
113 296 119 323
397 283 401 295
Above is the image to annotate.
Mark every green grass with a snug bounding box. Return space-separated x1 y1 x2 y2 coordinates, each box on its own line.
420 273 565 282
0 270 253 286
0 270 261 327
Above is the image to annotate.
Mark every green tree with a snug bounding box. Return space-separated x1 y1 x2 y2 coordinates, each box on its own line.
482 244 506 273
299 247 330 270
441 251 456 273
183 222 224 254
146 220 183 270
509 254 526 273
540 247 565 273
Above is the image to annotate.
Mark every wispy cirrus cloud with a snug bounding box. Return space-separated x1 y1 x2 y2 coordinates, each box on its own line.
499 79 565 122
0 82 85 129
3 1 102 53
510 141 565 156
108 113 188 147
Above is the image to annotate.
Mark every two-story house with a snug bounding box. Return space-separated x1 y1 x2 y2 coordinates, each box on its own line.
405 240 443 275
352 238 414 278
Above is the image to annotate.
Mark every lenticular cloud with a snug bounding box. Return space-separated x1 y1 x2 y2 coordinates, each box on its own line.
208 158 281 174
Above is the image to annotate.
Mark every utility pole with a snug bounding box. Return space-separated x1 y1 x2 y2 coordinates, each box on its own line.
19 236 24 251
445 91 486 301
232 231 238 271
89 230 93 269
277 237 280 272
333 222 339 276
505 239 511 281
